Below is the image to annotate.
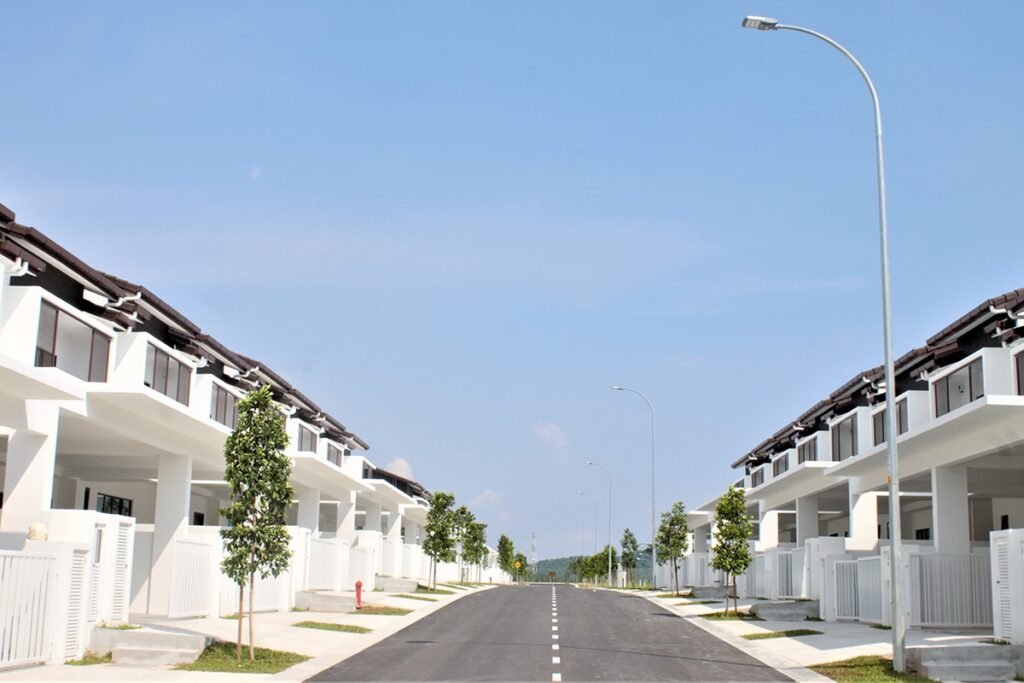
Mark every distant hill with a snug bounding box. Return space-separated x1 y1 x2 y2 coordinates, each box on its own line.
530 552 654 581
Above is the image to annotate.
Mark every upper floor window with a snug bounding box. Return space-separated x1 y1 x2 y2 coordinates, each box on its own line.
831 415 857 461
773 454 789 477
1016 353 1024 396
871 399 909 447
96 492 132 517
797 438 817 464
298 425 318 452
35 301 110 382
144 344 191 405
211 383 239 429
327 444 345 466
934 359 983 417
751 468 764 487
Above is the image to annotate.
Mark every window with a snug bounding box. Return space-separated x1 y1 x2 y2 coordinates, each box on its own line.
298 425 318 452
96 493 133 517
82 487 91 510
1016 354 1024 396
773 454 789 477
751 468 764 487
797 438 817 464
831 415 857 461
210 384 239 429
872 400 908 447
1002 515 1010 531
915 528 931 541
35 301 110 381
934 358 984 417
144 344 191 405
193 511 206 526
327 444 345 466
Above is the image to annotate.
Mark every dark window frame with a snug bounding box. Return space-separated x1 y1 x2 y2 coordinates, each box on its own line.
934 358 984 417
298 424 318 453
96 492 133 517
773 454 789 477
797 438 817 464
831 414 858 461
327 443 344 466
872 399 911 447
1016 353 1024 397
144 343 191 405
210 383 239 429
751 468 765 488
34 300 111 382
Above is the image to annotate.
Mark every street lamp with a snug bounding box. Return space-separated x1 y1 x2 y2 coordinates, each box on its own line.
612 385 657 587
741 16 906 672
578 490 598 554
587 460 613 586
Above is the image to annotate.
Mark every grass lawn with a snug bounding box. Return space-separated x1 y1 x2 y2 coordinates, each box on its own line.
676 599 721 606
811 655 936 682
701 610 763 621
175 641 309 674
653 592 691 599
742 629 823 640
437 583 468 591
350 605 413 616
417 586 455 595
98 623 140 630
292 621 372 634
66 651 112 666
393 593 437 602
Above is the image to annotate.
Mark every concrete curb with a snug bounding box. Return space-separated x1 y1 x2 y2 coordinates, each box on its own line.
638 594 831 683
277 584 496 680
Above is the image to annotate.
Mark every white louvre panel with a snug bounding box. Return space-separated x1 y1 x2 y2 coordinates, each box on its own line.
65 551 88 659
995 537 1012 640
834 560 859 619
111 524 131 621
87 563 101 623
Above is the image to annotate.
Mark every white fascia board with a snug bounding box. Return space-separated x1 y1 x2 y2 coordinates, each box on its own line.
290 453 371 494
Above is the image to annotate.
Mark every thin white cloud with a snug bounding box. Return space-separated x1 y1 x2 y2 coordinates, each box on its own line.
248 164 264 180
384 457 414 480
471 488 502 508
533 421 570 452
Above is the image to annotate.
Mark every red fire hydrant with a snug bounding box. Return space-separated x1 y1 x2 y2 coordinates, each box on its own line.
355 580 363 610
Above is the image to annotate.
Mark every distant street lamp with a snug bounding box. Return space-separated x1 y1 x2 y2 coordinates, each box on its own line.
586 460 613 586
612 385 657 586
740 15 906 672
578 490 598 554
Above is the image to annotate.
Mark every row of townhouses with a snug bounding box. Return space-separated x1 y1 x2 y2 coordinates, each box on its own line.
658 287 1024 645
0 202 508 668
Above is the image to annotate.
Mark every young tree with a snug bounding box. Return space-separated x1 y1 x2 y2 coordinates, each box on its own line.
710 486 754 613
655 501 691 596
621 528 639 586
514 552 528 582
452 505 474 582
497 534 515 579
462 521 488 582
220 385 294 661
597 545 618 586
423 491 457 589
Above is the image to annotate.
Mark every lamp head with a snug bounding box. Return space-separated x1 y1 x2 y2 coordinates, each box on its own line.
741 15 779 30
586 460 594 465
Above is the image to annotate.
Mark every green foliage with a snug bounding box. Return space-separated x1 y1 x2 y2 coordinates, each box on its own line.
514 551 528 579
349 605 413 616
709 485 753 613
620 528 639 583
219 385 294 659
423 491 457 588
175 641 309 674
809 655 937 682
497 534 515 574
462 521 488 567
66 651 112 666
655 501 690 595
742 629 823 640
292 621 372 634
566 545 618 584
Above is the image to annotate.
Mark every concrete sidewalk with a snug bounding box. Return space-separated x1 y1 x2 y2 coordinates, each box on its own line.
0 584 492 682
631 590 994 678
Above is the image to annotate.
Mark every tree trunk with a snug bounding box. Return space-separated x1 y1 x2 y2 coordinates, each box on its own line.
248 571 255 661
236 582 244 661
733 574 738 615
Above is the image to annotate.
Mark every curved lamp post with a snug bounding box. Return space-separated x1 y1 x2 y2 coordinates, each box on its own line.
586 460 613 586
740 15 906 672
612 386 657 586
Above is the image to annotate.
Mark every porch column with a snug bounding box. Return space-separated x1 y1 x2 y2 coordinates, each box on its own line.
0 402 59 541
296 485 320 534
932 464 970 554
405 520 419 544
849 488 879 543
796 496 819 545
335 491 357 542
364 502 382 532
692 524 708 553
759 502 780 548
149 453 192 615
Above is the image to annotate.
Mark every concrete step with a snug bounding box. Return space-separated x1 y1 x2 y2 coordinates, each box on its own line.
749 600 820 621
909 644 1023 664
375 577 418 593
112 646 203 666
295 591 357 612
89 627 207 654
917 661 1016 682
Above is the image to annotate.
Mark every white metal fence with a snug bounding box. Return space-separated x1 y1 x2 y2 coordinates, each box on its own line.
0 551 57 670
910 553 992 627
856 556 883 623
168 540 214 618
834 559 859 619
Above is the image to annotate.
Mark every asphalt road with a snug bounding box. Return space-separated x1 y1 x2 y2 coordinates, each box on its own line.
309 585 789 682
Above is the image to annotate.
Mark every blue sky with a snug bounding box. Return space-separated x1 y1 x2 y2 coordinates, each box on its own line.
3 2 1022 558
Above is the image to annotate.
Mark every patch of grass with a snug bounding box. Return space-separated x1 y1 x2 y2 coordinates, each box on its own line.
871 624 892 630
393 593 437 602
701 610 763 621
291 606 309 612
742 629 824 640
810 655 936 682
417 585 455 594
98 623 139 630
805 616 825 622
221 613 241 619
437 583 467 591
983 638 1011 645
350 605 413 616
66 651 112 666
175 641 309 674
653 592 691 599
292 621 372 634
676 599 721 606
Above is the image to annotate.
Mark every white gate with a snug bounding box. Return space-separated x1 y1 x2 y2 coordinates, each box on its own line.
168 540 213 618
64 549 89 659
993 535 1012 640
856 556 883 623
777 551 798 598
111 523 132 622
0 551 57 670
834 559 859 619
910 553 991 627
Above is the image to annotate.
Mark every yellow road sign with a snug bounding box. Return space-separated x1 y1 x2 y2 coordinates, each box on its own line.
514 561 522 569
